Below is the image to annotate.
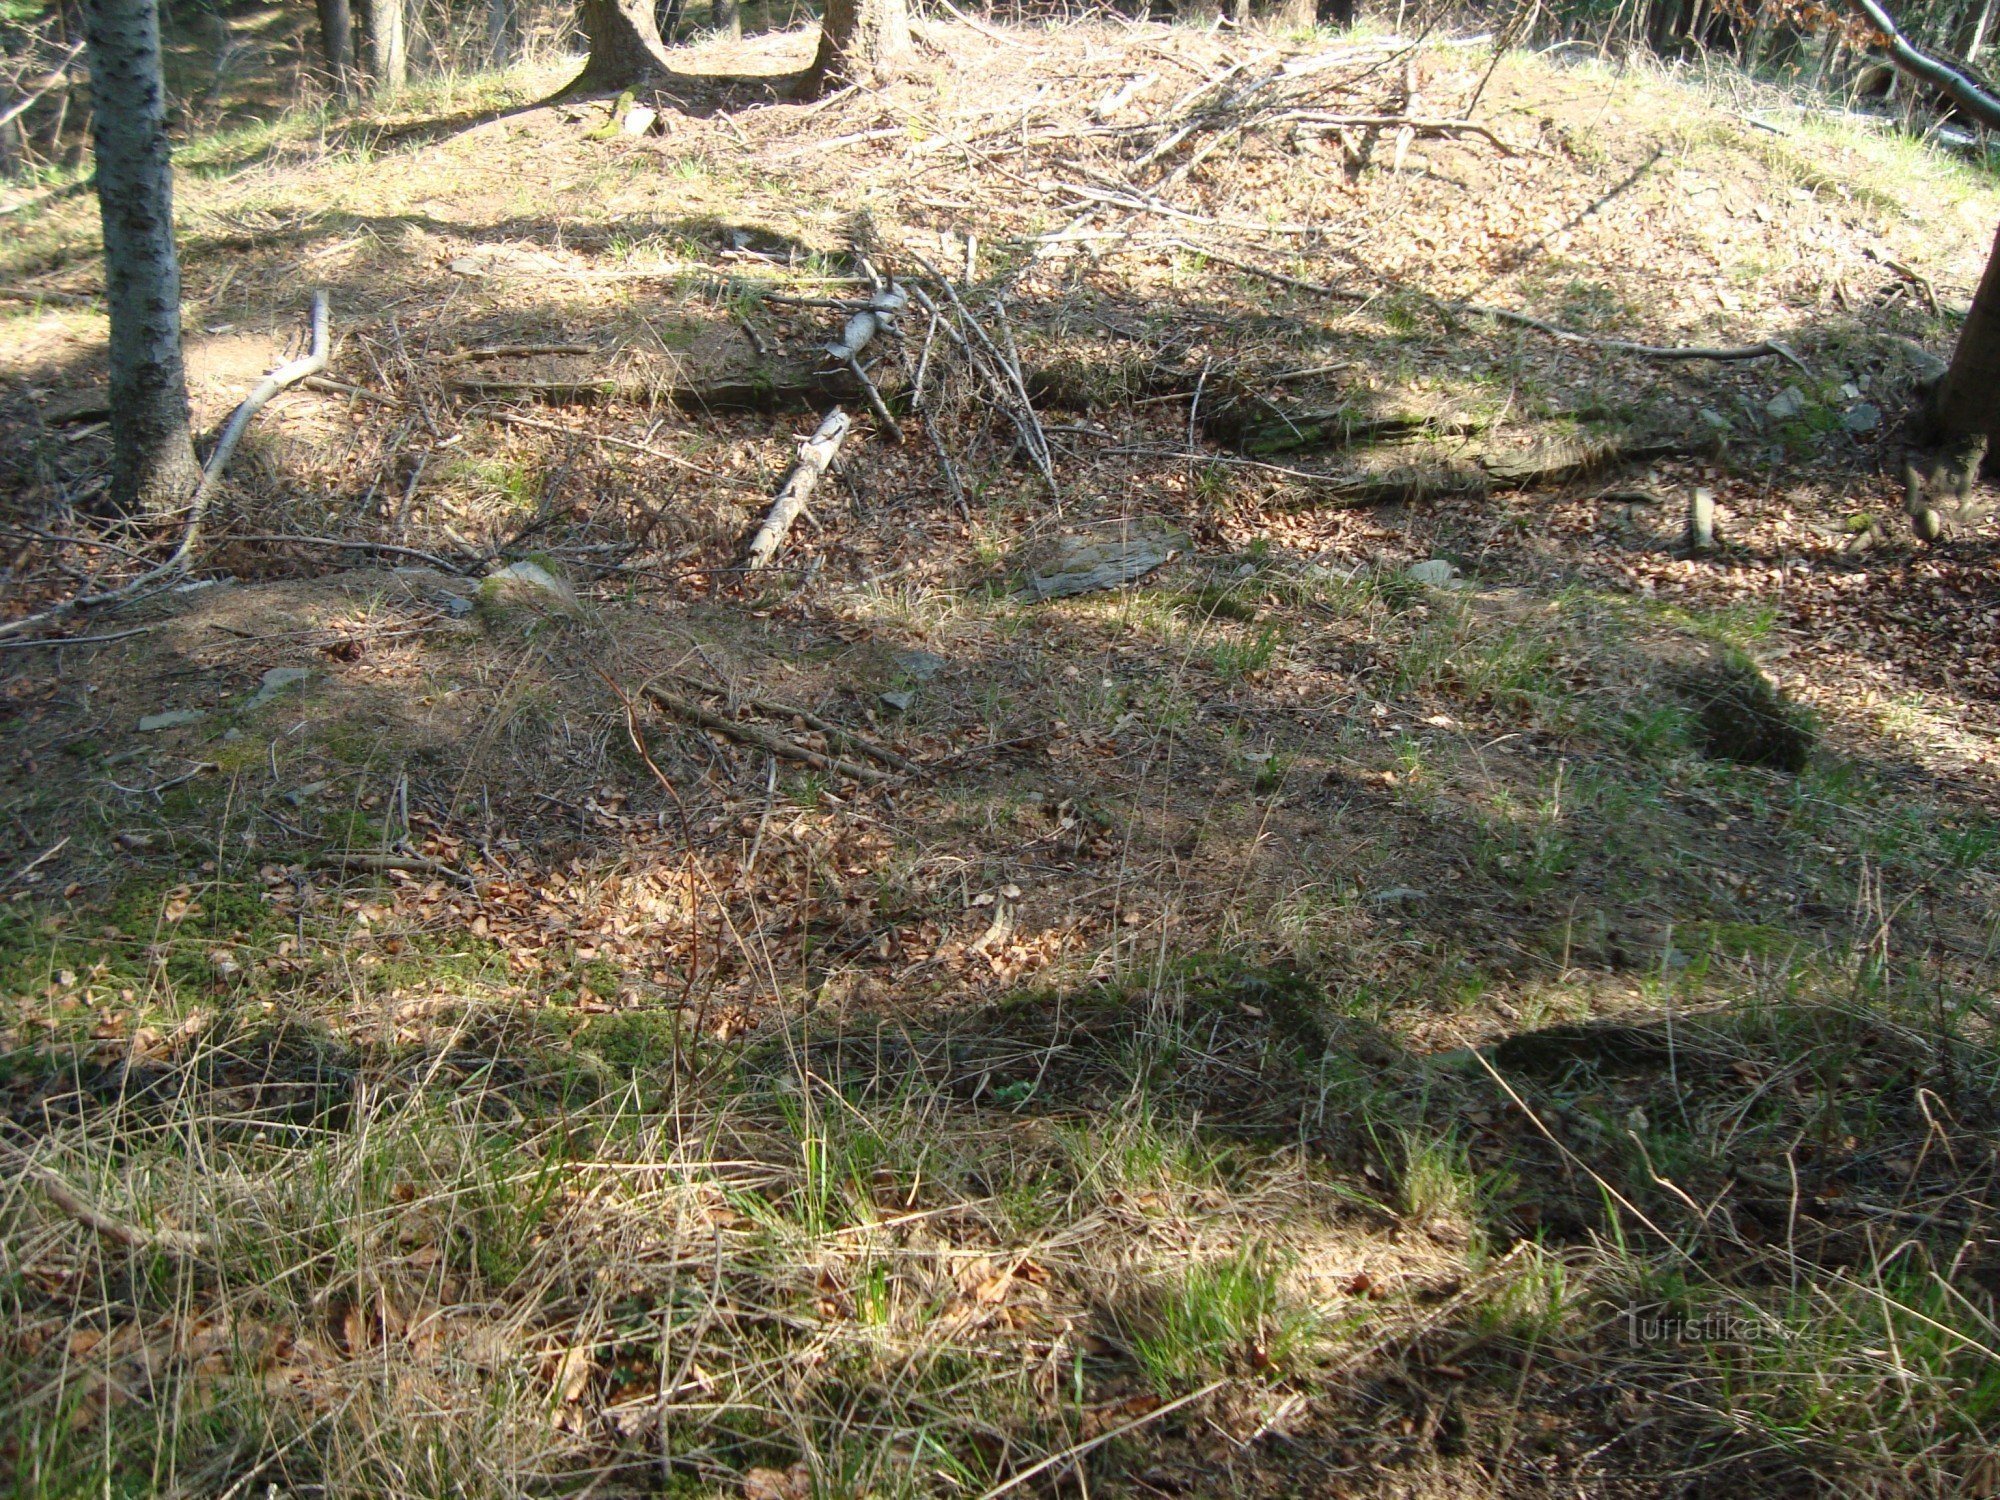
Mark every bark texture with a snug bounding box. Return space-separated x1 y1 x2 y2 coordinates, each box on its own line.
316 0 355 97
569 0 675 92
801 0 909 97
361 0 407 91
82 0 199 514
1933 221 2000 469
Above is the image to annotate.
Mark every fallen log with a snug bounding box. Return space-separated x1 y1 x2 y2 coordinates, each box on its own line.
742 409 852 572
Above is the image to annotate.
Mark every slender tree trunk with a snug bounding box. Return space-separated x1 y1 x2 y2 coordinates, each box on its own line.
359 0 407 91
567 0 675 91
316 0 356 97
714 0 740 36
82 0 199 515
800 0 907 97
488 0 516 64
1970 0 1997 61
1932 223 2000 466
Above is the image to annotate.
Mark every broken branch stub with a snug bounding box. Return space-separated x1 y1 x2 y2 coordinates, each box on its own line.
742 408 852 571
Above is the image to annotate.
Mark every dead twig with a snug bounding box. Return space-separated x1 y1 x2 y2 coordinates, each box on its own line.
1452 302 1810 371
310 850 474 887
436 343 599 364
642 685 895 786
224 534 470 572
1 1138 217 1259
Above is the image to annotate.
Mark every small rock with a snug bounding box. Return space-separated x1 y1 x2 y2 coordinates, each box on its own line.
1369 886 1425 905
443 594 475 617
1766 386 1807 421
894 649 948 682
1404 559 1458 587
245 666 311 710
138 709 207 732
477 560 581 624
1842 402 1881 433
880 690 917 713
1698 407 1732 432
621 104 659 136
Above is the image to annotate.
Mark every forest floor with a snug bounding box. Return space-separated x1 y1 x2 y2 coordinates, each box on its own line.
4 14 2000 1498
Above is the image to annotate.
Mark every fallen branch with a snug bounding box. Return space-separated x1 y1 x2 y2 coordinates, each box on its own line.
664 671 919 774
642 685 895 785
742 409 852 571
1283 111 1519 154
1845 0 2000 130
1165 238 1368 301
0 291 331 642
1 1139 216 1259
1454 302 1810 372
310 850 474 886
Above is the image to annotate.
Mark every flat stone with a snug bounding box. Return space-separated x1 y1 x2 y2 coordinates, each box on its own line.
621 104 659 136
1405 559 1459 587
1842 402 1881 433
245 666 311 710
880 690 917 713
138 709 207 732
1017 530 1183 602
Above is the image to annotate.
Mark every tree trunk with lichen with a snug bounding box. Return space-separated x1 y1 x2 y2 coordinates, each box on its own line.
82 0 200 515
568 0 674 92
799 0 908 98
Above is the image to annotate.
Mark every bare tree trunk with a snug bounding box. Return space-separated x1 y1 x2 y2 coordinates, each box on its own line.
316 0 356 97
81 0 199 515
1932 222 2000 465
1970 0 1997 60
488 0 516 64
800 0 908 98
567 0 674 91
359 0 407 91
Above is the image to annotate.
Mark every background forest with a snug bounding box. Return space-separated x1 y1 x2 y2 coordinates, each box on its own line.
3 0 2000 1496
